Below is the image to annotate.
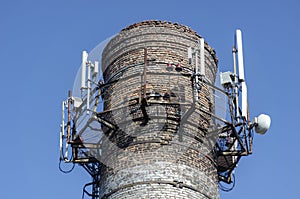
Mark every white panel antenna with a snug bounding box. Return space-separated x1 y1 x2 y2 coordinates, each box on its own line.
236 29 245 81
87 61 91 114
241 81 247 118
81 51 88 89
199 38 205 76
94 61 99 75
235 29 248 119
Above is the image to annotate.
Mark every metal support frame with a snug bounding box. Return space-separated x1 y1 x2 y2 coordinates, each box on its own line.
59 58 256 198
81 162 101 199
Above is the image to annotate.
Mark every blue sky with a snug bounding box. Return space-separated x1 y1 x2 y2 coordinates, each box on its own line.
1 0 299 198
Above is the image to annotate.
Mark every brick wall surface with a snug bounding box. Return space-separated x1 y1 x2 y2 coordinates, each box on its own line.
99 20 219 199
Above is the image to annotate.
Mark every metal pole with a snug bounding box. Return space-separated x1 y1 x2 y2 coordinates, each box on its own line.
87 62 91 115
232 47 239 121
195 48 199 101
60 101 65 159
67 90 72 142
143 48 147 99
200 38 205 76
65 90 72 159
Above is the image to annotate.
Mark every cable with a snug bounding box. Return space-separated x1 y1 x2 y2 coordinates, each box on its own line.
58 159 75 174
219 173 235 192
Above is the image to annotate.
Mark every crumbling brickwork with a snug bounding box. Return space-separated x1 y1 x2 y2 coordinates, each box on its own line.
99 20 219 199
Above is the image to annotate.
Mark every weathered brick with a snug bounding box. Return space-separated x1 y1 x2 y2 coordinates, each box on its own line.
99 20 219 199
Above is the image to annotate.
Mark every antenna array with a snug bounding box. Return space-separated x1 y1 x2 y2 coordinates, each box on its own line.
59 27 271 198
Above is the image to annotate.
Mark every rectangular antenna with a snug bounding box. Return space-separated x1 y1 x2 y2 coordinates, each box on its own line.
94 61 99 75
241 81 248 119
81 51 88 89
87 61 91 115
236 29 245 81
200 38 205 76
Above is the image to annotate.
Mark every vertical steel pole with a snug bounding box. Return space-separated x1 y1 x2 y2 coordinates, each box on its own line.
143 48 147 100
67 90 72 142
195 47 199 101
60 101 65 159
232 47 239 121
87 62 91 115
